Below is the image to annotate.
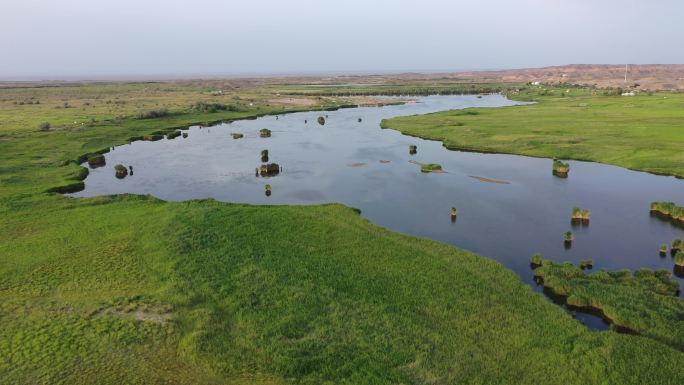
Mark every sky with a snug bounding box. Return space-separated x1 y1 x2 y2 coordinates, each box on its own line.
1 0 683 80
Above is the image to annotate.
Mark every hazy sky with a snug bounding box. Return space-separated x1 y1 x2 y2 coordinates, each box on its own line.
2 0 682 79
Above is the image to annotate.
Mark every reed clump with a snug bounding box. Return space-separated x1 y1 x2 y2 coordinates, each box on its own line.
143 134 164 141
114 164 128 179
571 207 591 224
259 163 280 177
564 231 574 243
660 244 669 255
259 129 271 138
675 252 684 267
421 163 442 173
552 160 570 177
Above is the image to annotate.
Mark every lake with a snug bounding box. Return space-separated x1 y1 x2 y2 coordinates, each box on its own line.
71 95 684 329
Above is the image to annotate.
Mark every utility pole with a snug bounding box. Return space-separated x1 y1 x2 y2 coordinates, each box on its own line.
624 64 628 83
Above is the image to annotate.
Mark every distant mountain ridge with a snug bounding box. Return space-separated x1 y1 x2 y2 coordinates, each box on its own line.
432 64 684 90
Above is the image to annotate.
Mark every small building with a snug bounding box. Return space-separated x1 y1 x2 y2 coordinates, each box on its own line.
621 92 635 96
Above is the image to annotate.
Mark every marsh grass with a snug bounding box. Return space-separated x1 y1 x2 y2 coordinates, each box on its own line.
532 259 684 351
651 201 684 222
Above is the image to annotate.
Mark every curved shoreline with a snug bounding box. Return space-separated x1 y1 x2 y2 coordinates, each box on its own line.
380 96 684 180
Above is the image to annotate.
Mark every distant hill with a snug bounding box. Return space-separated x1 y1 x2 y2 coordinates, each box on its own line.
435 64 684 90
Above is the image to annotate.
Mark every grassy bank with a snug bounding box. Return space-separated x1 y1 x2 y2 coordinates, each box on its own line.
381 88 684 177
2 82 684 384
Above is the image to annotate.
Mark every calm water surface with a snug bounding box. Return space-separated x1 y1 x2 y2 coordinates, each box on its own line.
72 95 684 329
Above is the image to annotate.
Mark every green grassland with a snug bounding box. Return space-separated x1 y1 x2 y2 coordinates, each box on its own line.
381 87 684 177
2 82 684 384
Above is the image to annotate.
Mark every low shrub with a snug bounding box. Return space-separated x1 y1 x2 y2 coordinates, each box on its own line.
191 101 241 113
166 130 182 140
136 109 170 119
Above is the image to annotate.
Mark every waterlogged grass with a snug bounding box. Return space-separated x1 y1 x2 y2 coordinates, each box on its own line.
2 82 684 383
532 259 684 351
382 88 684 177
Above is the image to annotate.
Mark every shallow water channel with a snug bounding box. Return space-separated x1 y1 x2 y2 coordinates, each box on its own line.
72 95 684 330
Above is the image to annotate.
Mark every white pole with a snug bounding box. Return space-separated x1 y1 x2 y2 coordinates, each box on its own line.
624 64 628 83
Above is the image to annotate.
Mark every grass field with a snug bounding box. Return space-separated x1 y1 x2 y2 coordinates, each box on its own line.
3 81 684 384
381 87 684 177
